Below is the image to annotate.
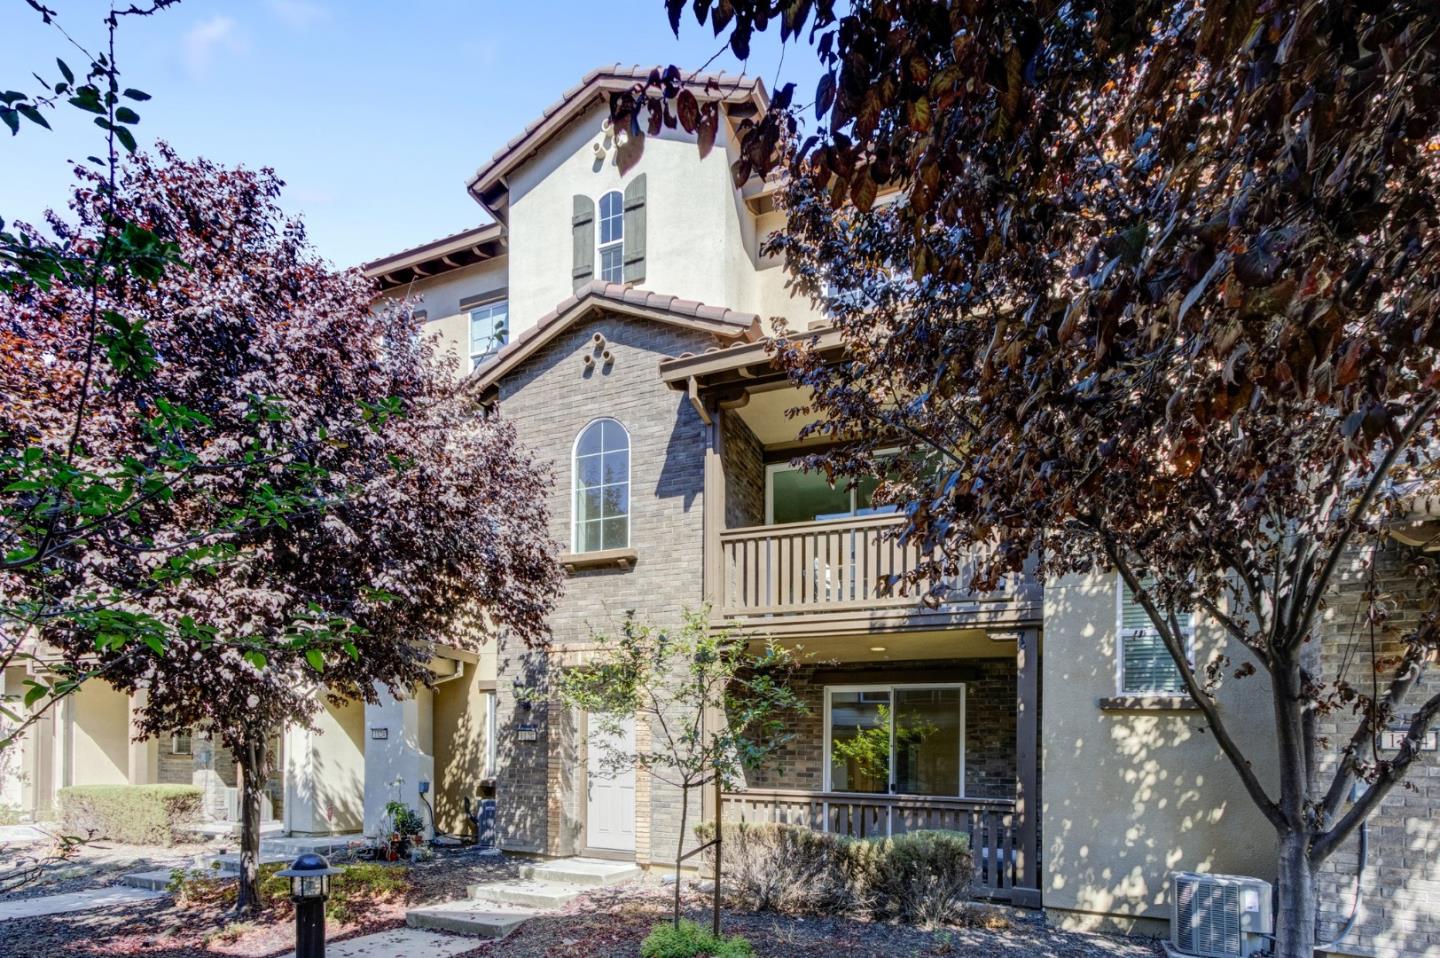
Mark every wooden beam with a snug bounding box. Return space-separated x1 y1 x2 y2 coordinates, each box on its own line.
702 404 726 608
688 376 712 426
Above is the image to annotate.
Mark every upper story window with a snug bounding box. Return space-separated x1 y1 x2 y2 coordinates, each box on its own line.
597 190 625 284
573 418 630 553
469 300 508 371
1117 575 1193 695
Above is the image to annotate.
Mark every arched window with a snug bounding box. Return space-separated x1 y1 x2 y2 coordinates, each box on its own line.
573 418 630 553
597 190 625 283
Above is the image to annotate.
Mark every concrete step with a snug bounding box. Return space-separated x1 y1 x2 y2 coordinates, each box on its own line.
407 899 536 939
260 834 363 858
203 852 291 874
519 858 642 888
278 927 481 958
468 878 589 910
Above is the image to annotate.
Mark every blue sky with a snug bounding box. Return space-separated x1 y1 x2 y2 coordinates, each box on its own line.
1 1 821 268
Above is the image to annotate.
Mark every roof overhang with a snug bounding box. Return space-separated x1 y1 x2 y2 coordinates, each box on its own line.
658 325 845 396
466 65 769 224
361 223 506 292
469 281 762 399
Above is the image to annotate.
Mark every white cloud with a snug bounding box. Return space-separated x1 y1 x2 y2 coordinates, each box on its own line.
182 15 242 77
266 0 330 30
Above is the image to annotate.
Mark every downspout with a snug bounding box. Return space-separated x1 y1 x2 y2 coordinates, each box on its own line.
1316 784 1371 952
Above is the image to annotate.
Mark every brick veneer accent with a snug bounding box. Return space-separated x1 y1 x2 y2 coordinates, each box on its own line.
737 657 1018 800
1314 541 1439 958
722 413 765 529
492 312 716 862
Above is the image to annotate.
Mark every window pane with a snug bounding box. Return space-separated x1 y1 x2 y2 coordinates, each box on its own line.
577 519 605 553
577 422 605 457
600 449 628 486
601 517 627 550
829 690 891 793
599 191 624 243
576 453 604 487
893 688 962 797
601 419 627 452
773 467 852 524
575 487 602 524
599 244 624 283
1122 632 1185 694
599 482 628 520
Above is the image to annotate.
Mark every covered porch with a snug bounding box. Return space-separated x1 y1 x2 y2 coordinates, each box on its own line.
719 633 1042 905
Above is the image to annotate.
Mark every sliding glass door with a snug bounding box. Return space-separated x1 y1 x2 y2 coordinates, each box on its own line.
825 685 966 797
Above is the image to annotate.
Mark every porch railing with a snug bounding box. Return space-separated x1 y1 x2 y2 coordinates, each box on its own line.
720 788 1021 902
716 515 1038 624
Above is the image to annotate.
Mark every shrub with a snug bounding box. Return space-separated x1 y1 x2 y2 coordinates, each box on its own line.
640 919 754 958
57 785 201 846
697 821 860 916
0 803 21 826
700 822 974 927
864 830 973 927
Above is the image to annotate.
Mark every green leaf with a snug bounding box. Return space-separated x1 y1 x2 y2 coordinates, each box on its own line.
122 88 151 101
17 104 50 129
115 106 140 125
0 108 18 135
57 59 74 84
114 125 137 153
305 648 326 672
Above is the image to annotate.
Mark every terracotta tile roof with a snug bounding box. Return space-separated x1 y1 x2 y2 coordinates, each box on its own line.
466 64 767 218
469 281 761 394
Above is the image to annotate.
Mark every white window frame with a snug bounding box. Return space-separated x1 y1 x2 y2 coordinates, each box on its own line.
484 692 498 779
570 417 631 553
170 730 192 755
468 299 508 372
1114 573 1195 696
822 683 966 798
597 190 625 284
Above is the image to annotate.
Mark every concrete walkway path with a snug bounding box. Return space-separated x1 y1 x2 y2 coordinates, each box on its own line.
0 886 165 921
278 927 480 957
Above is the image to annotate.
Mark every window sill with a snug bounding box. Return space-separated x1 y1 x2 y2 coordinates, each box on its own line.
1098 695 1200 712
561 548 638 573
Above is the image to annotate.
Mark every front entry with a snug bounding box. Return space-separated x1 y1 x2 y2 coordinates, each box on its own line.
585 715 636 854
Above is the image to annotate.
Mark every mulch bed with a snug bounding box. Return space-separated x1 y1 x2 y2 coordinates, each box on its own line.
2 848 1162 958
451 879 1165 958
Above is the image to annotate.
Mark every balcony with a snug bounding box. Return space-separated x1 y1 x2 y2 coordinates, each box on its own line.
713 513 1040 636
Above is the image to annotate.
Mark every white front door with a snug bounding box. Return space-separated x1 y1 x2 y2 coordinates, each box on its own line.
585 715 636 852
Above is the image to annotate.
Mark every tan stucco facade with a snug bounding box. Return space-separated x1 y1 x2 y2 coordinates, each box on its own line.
1041 571 1279 934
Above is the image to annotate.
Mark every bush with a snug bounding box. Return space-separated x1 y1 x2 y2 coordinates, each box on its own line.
57 785 201 846
697 821 861 916
260 861 410 924
641 920 754 958
864 830 973 927
700 822 974 927
0 803 21 826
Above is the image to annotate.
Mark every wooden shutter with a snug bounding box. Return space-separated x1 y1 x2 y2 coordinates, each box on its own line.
1119 577 1190 694
572 194 595 290
623 174 646 284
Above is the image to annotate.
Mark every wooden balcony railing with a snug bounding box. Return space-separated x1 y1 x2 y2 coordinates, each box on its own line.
714 514 1039 629
720 788 1021 902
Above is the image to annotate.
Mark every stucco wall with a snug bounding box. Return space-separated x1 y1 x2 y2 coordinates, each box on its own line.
379 258 508 381
1041 571 1278 933
433 653 497 836
492 310 712 862
68 682 129 787
285 697 366 836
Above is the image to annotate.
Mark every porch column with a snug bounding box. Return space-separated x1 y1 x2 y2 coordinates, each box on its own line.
702 400 725 609
126 691 159 785
1013 626 1041 906
362 685 434 838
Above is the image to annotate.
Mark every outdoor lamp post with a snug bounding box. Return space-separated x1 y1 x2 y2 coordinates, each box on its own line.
276 853 340 958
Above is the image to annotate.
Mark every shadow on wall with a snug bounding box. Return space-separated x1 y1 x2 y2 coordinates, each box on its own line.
1041 573 1279 933
496 642 553 854
654 392 703 513
433 676 491 839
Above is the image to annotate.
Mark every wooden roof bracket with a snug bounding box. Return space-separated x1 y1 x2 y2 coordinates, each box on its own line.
688 375 712 426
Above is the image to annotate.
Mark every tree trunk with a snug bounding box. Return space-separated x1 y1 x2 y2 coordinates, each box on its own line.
234 730 269 914
1273 829 1317 958
673 782 689 929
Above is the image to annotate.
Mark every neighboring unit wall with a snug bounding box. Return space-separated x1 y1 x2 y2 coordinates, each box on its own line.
68 681 130 787
1315 541 1440 958
433 647 499 836
383 258 509 379
1041 571 1278 935
493 312 713 863
285 698 366 836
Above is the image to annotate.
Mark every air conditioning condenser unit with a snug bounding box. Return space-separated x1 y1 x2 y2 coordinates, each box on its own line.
1167 871 1272 958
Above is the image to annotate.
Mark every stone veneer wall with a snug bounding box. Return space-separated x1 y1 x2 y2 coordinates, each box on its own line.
493 312 716 863
737 657 1018 800
1315 541 1439 958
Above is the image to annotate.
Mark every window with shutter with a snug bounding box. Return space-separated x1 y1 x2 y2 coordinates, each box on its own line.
572 194 595 290
622 174 646 284
1118 575 1192 695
